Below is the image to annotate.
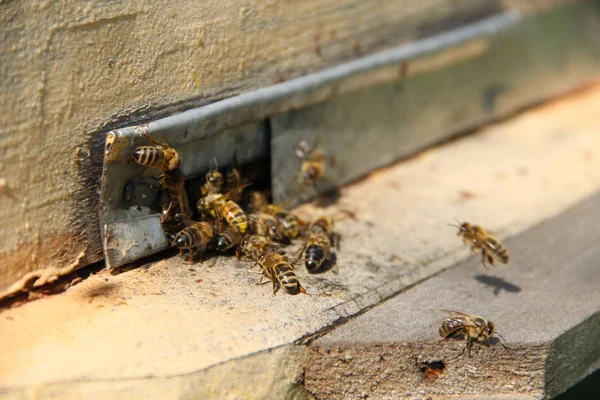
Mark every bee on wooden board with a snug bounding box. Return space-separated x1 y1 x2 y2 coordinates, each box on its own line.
197 188 249 234
298 215 342 273
439 310 508 359
246 191 304 240
247 212 287 243
214 225 244 252
266 204 304 240
132 133 180 172
449 220 509 270
236 234 284 262
173 221 216 263
255 250 308 295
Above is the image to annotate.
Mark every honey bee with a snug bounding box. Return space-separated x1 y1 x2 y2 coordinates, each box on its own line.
238 235 283 261
299 216 339 272
292 138 328 188
248 212 287 242
256 251 308 295
159 169 192 219
173 221 216 262
246 191 304 240
198 194 248 233
132 134 180 172
236 234 284 261
200 168 224 197
450 220 509 269
214 225 243 252
439 310 501 358
246 190 270 213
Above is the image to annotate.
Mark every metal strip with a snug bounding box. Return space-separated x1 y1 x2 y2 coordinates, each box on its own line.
98 4 600 269
271 1 600 203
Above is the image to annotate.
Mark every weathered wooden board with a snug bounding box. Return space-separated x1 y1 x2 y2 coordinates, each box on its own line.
306 191 600 399
1 85 599 399
0 0 581 297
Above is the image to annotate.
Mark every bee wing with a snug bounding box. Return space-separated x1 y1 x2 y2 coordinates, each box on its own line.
482 237 502 252
439 310 477 327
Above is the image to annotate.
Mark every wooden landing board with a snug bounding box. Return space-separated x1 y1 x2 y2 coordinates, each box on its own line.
1 83 600 399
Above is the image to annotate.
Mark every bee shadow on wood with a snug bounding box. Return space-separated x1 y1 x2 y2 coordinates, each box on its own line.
474 274 521 296
312 186 342 208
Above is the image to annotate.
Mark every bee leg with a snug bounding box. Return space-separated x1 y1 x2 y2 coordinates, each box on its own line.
467 340 474 357
446 344 468 362
144 133 169 149
246 262 259 272
182 250 195 263
293 244 307 264
481 250 490 270
272 280 281 295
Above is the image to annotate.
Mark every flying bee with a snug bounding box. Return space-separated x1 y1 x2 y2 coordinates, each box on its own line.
173 221 216 262
248 212 287 243
439 310 507 359
293 139 327 188
236 234 284 261
198 194 248 234
256 251 308 295
298 216 340 273
132 133 180 172
214 225 244 252
291 137 336 192
449 220 509 269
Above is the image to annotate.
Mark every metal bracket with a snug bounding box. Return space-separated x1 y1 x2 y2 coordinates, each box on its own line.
99 2 600 269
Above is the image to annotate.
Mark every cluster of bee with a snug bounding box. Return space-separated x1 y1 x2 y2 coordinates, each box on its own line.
132 133 512 360
132 134 341 296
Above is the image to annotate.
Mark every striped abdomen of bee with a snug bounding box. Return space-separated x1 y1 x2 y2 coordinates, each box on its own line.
220 200 248 233
439 319 472 340
477 232 509 264
303 231 332 272
258 252 307 295
214 226 243 251
274 263 307 295
132 145 180 171
174 221 215 262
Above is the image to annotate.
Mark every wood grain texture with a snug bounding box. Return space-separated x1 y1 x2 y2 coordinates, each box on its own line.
0 0 579 296
1 84 599 398
306 188 600 399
